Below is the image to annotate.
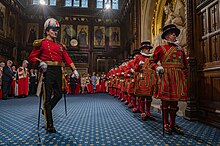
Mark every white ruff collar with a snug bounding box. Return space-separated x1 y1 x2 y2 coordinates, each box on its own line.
140 51 153 57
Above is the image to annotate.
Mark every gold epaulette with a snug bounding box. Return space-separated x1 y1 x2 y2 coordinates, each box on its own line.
33 39 45 47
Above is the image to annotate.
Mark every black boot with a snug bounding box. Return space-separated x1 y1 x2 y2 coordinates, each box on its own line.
46 124 56 133
171 124 184 135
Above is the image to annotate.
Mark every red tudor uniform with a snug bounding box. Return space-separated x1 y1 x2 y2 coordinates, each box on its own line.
120 61 129 104
152 24 188 135
133 41 156 120
153 45 188 100
124 57 137 112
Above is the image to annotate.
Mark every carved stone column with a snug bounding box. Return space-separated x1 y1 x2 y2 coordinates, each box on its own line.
184 0 197 121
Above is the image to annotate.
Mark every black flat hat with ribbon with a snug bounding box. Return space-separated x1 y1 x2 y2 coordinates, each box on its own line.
139 41 153 50
131 48 140 57
161 24 180 39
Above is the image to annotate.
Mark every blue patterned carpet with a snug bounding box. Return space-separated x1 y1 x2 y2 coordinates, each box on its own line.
0 93 219 145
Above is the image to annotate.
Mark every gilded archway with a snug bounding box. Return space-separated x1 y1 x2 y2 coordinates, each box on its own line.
141 0 186 47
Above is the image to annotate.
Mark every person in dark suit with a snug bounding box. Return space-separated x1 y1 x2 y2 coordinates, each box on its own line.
2 60 14 100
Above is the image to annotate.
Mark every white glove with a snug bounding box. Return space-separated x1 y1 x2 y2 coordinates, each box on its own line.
39 62 47 72
127 74 131 77
139 60 144 66
73 70 79 79
130 68 134 73
156 66 164 74
71 73 75 78
121 72 124 75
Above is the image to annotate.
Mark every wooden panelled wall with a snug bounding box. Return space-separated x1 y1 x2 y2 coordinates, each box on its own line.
193 0 220 128
0 0 139 74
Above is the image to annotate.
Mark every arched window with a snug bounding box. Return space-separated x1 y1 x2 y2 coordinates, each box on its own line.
96 0 119 9
65 0 88 8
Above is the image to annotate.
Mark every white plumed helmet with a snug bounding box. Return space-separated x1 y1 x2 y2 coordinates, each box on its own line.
44 18 60 33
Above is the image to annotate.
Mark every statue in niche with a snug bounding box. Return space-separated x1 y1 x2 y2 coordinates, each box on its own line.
164 0 186 47
153 0 186 49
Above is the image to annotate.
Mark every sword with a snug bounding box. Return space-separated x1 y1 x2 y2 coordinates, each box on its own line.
63 90 67 116
37 88 43 131
37 71 45 131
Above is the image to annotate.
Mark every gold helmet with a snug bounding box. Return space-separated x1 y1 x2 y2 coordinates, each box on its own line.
44 18 60 33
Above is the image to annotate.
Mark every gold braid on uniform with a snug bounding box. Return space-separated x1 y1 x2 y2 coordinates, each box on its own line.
33 39 45 47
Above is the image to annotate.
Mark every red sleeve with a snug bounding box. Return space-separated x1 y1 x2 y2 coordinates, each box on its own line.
125 60 134 74
62 48 73 66
61 45 76 70
28 46 41 65
152 46 164 70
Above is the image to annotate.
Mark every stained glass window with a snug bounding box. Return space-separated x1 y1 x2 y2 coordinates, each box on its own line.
50 0 56 6
96 0 118 9
73 0 80 7
65 0 72 6
104 0 110 9
96 0 103 8
81 0 88 8
65 0 88 7
33 0 56 5
112 0 118 9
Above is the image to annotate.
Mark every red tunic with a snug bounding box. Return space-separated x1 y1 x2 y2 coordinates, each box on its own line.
75 84 81 94
152 44 188 101
133 54 156 96
11 77 16 95
17 67 29 96
100 79 106 92
28 39 76 70
120 63 128 93
125 59 135 94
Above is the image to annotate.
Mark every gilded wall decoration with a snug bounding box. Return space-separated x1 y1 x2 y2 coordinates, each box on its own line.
60 25 76 47
152 0 186 48
77 25 88 47
94 26 105 47
109 27 120 47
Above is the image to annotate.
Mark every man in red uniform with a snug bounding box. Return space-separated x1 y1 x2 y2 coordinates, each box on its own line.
28 18 79 133
152 24 188 135
133 41 156 120
124 50 140 112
